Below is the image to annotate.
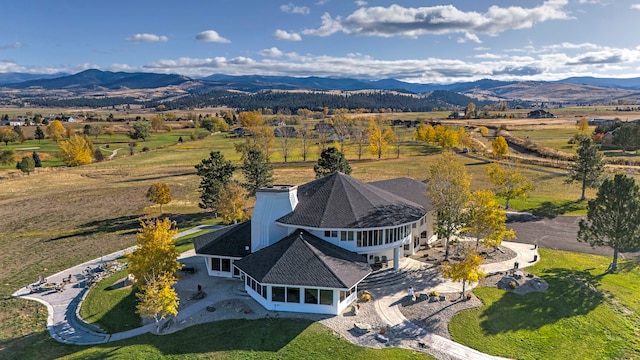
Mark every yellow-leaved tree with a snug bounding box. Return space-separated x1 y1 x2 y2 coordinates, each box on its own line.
576 118 590 134
46 120 67 142
59 135 93 166
368 119 394 159
146 182 172 214
464 190 515 250
126 218 182 288
492 136 508 159
217 181 247 224
426 152 471 262
486 163 534 209
440 249 486 299
136 272 179 333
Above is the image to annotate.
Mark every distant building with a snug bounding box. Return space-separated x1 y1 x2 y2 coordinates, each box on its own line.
588 118 620 126
527 109 556 119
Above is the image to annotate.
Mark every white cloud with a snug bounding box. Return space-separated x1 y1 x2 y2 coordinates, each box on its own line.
273 29 302 41
315 0 329 5
259 47 284 57
302 1 572 38
0 42 23 50
126 33 168 43
195 30 231 43
457 32 481 44
632 4 640 10
280 3 310 15
302 12 343 36
355 0 367 6
138 42 640 83
474 53 502 60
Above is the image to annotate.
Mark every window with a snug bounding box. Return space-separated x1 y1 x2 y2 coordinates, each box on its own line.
325 230 337 238
286 287 300 303
272 286 285 302
211 258 221 271
233 266 240 276
331 230 338 237
340 231 354 241
305 288 318 304
221 258 231 272
320 289 333 305
324 230 331 237
261 286 267 298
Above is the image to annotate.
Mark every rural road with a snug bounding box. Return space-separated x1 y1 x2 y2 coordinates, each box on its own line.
506 213 640 260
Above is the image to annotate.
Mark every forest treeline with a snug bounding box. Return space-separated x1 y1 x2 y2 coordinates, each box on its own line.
25 90 492 113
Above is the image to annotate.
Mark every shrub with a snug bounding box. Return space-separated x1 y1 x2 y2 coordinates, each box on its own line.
141 147 150 152
361 292 371 302
428 290 439 297
509 281 517 289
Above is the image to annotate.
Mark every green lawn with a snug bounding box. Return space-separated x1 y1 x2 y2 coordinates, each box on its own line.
53 319 433 360
78 269 140 333
449 249 640 360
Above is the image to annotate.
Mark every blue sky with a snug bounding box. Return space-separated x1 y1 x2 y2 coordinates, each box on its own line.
2 0 640 83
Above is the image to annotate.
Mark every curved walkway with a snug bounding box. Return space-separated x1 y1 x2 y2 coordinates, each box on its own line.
12 234 538 359
371 241 538 360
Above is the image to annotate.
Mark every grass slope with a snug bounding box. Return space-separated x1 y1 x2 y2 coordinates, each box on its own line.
449 249 640 359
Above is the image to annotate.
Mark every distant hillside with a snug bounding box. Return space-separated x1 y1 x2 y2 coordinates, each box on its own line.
4 69 192 90
555 76 640 90
3 69 640 104
0 72 68 85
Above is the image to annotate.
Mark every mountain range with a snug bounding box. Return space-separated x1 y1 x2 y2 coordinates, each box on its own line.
3 69 640 104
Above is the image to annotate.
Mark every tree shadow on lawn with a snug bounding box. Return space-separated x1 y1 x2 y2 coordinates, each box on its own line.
522 199 586 218
46 215 141 242
479 267 605 334
46 212 214 243
92 318 315 356
88 289 140 333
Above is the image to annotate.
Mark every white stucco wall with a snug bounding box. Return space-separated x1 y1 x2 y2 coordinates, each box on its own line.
251 186 298 252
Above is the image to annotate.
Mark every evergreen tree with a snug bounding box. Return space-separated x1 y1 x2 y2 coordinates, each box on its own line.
566 137 605 200
577 174 640 272
34 126 45 143
17 156 35 175
94 148 104 162
242 148 273 196
32 151 42 167
12 125 24 142
314 146 352 178
195 151 236 213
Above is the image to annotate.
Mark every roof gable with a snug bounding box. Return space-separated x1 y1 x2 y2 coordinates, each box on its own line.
277 172 425 228
234 230 371 288
193 221 251 258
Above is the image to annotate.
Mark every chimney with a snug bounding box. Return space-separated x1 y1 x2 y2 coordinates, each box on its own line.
251 185 298 252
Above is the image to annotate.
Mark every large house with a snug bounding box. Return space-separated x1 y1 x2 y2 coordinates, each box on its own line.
193 172 436 315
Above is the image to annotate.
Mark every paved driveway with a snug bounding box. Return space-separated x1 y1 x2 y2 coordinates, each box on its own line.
506 213 640 260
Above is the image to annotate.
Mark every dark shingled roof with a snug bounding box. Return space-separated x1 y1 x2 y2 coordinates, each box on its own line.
368 177 434 212
193 221 251 258
234 230 371 288
277 172 425 228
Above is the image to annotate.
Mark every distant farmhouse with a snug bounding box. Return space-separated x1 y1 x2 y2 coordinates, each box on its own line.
527 109 556 119
587 118 621 126
192 172 436 315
